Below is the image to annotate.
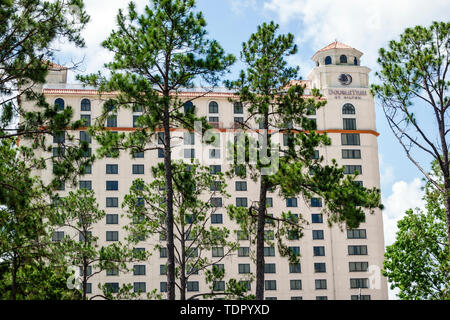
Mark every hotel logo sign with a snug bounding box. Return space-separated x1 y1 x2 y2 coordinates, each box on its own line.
328 89 368 100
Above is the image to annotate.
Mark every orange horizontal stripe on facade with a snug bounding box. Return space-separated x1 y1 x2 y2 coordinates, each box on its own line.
73 127 380 137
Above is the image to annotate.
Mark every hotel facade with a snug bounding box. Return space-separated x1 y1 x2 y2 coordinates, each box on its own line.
26 41 389 300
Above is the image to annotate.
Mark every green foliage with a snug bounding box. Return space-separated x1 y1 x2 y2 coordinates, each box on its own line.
51 189 147 300
383 163 450 300
123 161 251 299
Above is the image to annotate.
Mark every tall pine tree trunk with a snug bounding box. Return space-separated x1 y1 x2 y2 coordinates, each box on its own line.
11 251 17 300
180 224 186 300
163 98 176 300
256 111 270 300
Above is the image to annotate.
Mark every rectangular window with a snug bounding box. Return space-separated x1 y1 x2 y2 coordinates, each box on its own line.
187 281 199 292
53 132 65 144
235 181 247 191
106 164 118 174
79 266 92 277
132 164 145 174
184 148 195 159
342 149 361 159
209 116 219 123
312 214 323 223
264 246 275 257
236 197 248 207
264 280 277 291
158 148 164 158
289 246 300 257
160 247 168 258
52 231 64 242
350 278 369 289
133 105 143 112
314 263 326 273
343 118 357 130
348 245 368 255
210 197 223 208
81 115 91 126
212 247 224 257
312 230 324 240
106 181 118 191
290 280 302 290
209 149 220 159
86 283 92 294
79 231 92 242
238 264 251 274
238 247 250 257
160 265 167 275
211 214 223 224
289 263 301 273
234 103 243 114
351 295 371 300
341 133 360 146
315 279 327 290
106 231 118 241
316 296 328 300
157 132 164 145
79 180 92 190
283 133 294 147
210 165 222 174
105 283 119 293
160 282 167 293
313 246 325 256
213 281 225 292
132 151 145 158
312 150 320 159
106 214 118 225
234 117 244 125
349 262 369 272
106 268 119 276
133 115 141 128
184 132 195 145
81 165 91 175
291 296 303 300
237 230 249 241
347 229 367 239
210 181 221 191
106 115 117 127
344 165 363 175
106 197 119 208
311 198 322 207
264 230 275 240
133 265 146 276
134 282 146 293
266 197 273 208
286 198 298 207
52 147 65 157
264 263 276 274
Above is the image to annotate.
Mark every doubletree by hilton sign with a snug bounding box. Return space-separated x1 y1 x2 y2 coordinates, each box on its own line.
328 89 368 100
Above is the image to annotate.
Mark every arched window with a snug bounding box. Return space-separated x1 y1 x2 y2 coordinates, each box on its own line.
209 101 218 113
184 101 194 113
81 98 91 111
340 55 347 64
55 98 65 111
354 57 358 65
342 103 355 115
325 56 332 65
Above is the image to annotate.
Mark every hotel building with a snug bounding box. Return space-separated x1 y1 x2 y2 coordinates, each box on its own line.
25 41 389 300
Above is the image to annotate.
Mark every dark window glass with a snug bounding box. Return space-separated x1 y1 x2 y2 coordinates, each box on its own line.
106 231 118 241
312 214 323 223
342 103 356 115
132 164 145 174
264 280 277 290
264 263 276 274
313 246 325 256
184 101 194 113
106 197 118 208
340 55 347 64
347 229 367 239
210 197 222 208
52 231 64 242
286 198 298 207
132 151 144 158
349 262 369 272
80 131 91 143
314 263 326 273
158 148 164 158
348 245 368 255
106 164 118 174
238 264 251 274
235 181 247 191
106 115 117 127
210 165 221 174
313 230 324 240
343 118 356 130
106 180 118 190
81 99 91 111
79 180 92 190
238 247 250 257
351 295 371 300
133 265 146 276
53 132 65 144
134 282 146 293
289 263 301 273
344 165 362 175
290 280 302 290
213 281 225 291
264 246 275 257
342 149 361 159
105 282 119 293
55 98 65 110
160 282 167 292
209 101 219 113
236 197 248 207
106 214 118 224
311 198 322 207
289 246 300 257
325 56 332 65
133 115 141 128
184 148 195 159
187 281 199 292
315 279 327 290
211 214 223 224
234 102 243 114
350 278 369 289
80 114 91 126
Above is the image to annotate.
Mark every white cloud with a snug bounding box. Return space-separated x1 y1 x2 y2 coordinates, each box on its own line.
263 0 450 72
229 0 257 15
379 154 395 187
381 178 425 299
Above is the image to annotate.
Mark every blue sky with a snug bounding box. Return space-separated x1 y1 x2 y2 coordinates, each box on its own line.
53 0 450 299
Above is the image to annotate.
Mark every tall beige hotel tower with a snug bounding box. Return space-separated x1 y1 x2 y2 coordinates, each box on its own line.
28 41 388 300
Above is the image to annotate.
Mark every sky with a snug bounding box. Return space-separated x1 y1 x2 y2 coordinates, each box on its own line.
52 0 450 300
